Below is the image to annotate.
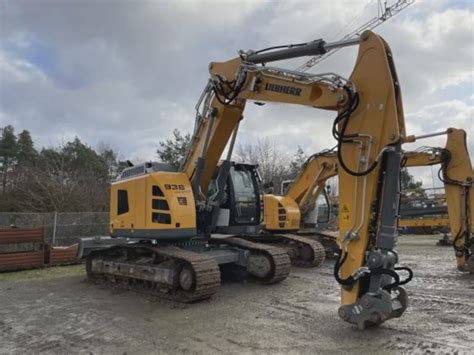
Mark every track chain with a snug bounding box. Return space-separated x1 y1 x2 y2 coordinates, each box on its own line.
151 246 221 302
87 245 220 303
298 231 340 259
215 237 291 284
277 234 326 267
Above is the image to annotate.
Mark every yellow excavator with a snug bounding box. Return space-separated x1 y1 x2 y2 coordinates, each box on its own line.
82 30 415 328
264 128 473 273
264 149 338 233
262 149 340 255
403 128 474 272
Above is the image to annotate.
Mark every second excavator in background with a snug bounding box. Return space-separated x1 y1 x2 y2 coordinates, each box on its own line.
264 128 473 272
403 128 473 272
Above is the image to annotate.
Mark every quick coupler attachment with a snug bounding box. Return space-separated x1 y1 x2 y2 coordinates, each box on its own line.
338 286 408 330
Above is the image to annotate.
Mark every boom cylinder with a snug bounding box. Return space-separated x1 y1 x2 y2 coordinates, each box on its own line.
244 37 361 64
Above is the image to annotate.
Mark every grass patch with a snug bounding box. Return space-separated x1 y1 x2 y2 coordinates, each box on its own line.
0 264 86 282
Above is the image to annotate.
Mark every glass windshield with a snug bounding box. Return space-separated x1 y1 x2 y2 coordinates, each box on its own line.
230 168 258 224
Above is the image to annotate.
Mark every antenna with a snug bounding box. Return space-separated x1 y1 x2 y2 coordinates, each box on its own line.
296 0 415 72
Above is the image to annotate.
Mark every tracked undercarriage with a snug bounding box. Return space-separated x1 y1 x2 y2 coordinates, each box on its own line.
85 237 291 302
297 230 340 259
235 234 326 268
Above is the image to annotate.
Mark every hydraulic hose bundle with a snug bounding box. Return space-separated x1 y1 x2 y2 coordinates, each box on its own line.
333 250 413 291
211 71 247 105
332 87 380 177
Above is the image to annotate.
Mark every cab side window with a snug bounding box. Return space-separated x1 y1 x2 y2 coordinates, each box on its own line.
117 190 129 215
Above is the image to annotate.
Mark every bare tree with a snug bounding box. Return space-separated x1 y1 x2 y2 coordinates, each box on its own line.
235 139 292 191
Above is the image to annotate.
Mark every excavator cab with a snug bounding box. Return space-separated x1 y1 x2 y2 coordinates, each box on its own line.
206 162 262 234
209 162 305 234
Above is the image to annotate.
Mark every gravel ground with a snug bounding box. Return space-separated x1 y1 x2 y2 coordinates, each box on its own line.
0 234 473 354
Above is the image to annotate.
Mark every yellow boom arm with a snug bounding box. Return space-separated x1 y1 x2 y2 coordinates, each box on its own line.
181 66 348 202
286 151 338 216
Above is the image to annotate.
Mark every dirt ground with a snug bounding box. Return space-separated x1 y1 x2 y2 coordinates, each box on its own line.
0 234 473 354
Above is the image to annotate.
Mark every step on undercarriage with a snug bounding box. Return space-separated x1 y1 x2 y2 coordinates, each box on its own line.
86 237 291 302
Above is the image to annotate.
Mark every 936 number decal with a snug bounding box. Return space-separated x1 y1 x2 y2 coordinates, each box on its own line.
164 184 185 191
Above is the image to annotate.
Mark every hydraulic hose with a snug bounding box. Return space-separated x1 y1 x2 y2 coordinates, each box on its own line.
333 88 380 177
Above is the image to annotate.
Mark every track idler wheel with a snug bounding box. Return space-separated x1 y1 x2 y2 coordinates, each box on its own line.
179 265 195 291
247 253 273 279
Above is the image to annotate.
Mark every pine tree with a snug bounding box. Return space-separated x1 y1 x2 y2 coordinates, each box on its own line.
0 125 18 193
16 130 37 165
157 129 191 169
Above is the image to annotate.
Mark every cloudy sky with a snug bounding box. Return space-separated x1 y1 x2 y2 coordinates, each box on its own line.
0 0 472 187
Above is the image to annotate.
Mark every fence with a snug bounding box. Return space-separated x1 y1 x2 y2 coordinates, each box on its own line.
0 212 109 246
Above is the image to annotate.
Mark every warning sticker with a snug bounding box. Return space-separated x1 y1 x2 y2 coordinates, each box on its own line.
340 204 350 222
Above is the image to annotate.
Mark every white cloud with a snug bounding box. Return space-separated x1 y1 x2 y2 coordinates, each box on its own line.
405 99 473 158
0 0 472 191
0 52 47 84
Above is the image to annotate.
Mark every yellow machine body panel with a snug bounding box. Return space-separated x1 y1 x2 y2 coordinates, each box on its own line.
110 172 197 240
398 217 450 228
263 195 300 231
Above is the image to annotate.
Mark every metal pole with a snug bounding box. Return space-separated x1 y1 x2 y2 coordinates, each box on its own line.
404 129 449 144
52 211 58 246
412 130 448 141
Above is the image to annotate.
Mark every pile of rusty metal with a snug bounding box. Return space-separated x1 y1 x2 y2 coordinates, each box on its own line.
0 227 79 272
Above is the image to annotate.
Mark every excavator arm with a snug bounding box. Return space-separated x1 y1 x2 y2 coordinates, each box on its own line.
404 128 474 272
286 150 338 217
